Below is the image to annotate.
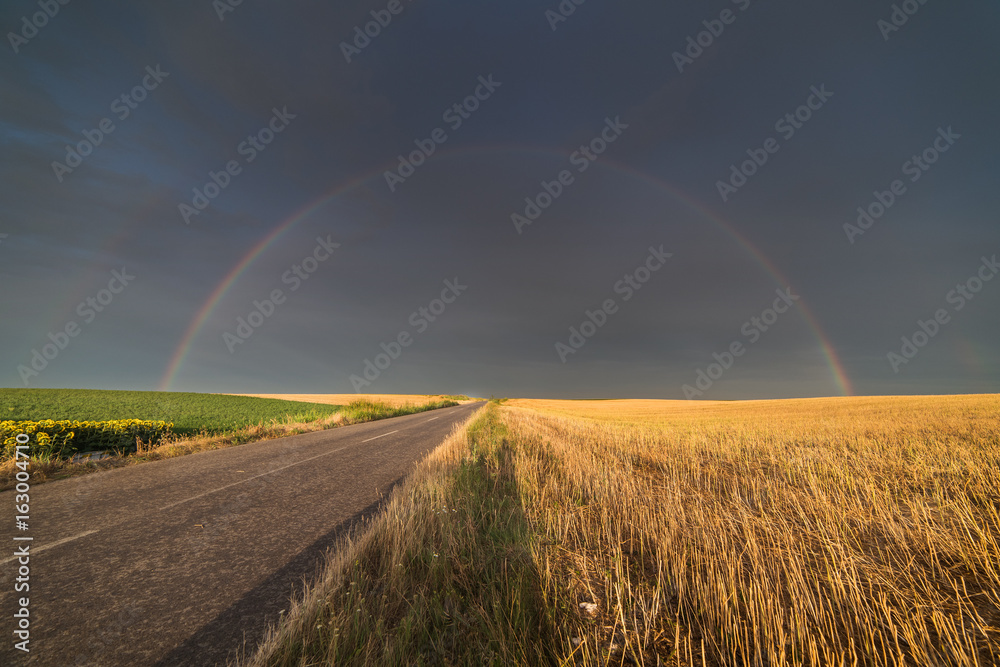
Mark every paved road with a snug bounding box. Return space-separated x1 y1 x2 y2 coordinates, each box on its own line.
0 402 483 666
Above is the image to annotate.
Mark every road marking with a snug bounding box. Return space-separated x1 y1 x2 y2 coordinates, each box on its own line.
0 530 98 564
361 430 399 443
425 416 440 421
159 430 400 511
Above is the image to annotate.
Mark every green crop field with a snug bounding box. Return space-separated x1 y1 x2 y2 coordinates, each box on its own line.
0 388 342 435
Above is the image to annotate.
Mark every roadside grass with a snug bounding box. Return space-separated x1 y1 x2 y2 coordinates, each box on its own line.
241 402 566 667
0 398 458 491
0 388 343 435
245 394 1000 666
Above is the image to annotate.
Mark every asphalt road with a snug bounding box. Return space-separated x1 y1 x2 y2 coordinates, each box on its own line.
0 401 483 666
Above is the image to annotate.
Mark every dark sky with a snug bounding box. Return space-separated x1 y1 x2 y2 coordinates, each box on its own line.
2 0 998 399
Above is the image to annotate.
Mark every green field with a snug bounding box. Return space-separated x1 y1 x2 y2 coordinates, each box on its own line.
0 388 342 435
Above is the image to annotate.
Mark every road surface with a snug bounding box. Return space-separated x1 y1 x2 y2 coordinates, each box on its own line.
0 402 482 666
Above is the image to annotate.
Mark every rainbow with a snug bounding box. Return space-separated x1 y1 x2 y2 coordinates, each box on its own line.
159 146 853 396
156 171 375 391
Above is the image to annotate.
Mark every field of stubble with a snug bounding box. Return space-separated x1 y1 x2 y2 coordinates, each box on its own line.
505 395 1000 665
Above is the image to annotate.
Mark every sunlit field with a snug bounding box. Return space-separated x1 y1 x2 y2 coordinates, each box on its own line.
250 395 1000 666
504 395 1000 665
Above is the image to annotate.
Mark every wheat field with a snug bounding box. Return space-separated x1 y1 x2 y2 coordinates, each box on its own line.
506 395 1000 665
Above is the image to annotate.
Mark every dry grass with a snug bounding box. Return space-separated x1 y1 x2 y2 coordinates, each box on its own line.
506 394 1000 665
240 403 563 666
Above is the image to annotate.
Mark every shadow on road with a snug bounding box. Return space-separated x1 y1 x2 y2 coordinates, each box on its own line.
153 481 403 667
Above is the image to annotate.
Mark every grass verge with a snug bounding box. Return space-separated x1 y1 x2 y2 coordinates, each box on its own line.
241 401 564 666
0 399 458 492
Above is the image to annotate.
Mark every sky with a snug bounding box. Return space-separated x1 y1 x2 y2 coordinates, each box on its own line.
1 0 998 400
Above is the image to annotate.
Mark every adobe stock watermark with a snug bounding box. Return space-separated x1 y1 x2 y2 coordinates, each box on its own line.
223 235 340 353
673 0 753 74
511 116 628 234
555 245 672 363
843 126 960 244
878 0 931 41
17 268 136 385
11 432 31 654
340 0 415 63
383 74 502 192
51 65 170 182
682 287 800 398
7 0 72 54
716 84 833 203
886 254 997 373
545 0 588 31
179 106 296 224
213 0 246 21
350 277 467 390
